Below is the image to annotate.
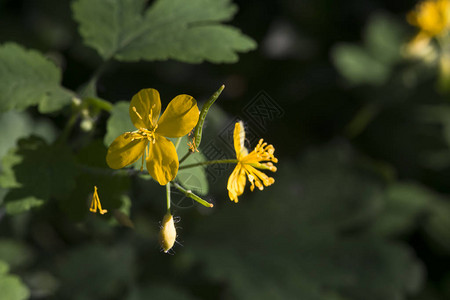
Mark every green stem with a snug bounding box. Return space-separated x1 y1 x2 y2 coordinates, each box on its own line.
85 97 113 112
166 182 171 214
172 182 213 208
58 110 79 143
178 152 191 164
179 159 238 170
88 59 112 88
175 137 182 150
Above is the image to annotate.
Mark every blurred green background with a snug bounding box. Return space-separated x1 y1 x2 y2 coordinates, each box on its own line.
2 0 450 299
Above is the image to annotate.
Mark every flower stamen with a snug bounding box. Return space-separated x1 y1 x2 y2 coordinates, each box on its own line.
89 186 107 214
132 106 143 120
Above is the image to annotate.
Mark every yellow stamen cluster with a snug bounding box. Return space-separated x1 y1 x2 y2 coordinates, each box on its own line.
130 106 158 144
240 139 278 192
187 136 199 152
89 186 107 215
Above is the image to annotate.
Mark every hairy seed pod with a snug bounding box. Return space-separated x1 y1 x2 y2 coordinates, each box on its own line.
159 213 176 253
193 85 224 150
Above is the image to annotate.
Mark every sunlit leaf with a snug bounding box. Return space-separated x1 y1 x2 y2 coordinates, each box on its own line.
72 0 256 63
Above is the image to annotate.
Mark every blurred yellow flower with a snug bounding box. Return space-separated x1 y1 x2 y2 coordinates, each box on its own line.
227 121 278 203
408 0 450 38
89 186 107 214
106 88 199 185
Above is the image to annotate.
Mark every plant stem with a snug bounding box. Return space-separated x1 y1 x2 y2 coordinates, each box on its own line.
175 137 182 150
172 182 213 208
166 182 171 214
58 110 79 143
179 159 238 170
178 152 191 164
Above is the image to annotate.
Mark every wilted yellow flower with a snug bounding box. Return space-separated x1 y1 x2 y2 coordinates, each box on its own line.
227 121 278 203
408 0 450 38
106 88 199 185
159 213 177 253
89 186 107 214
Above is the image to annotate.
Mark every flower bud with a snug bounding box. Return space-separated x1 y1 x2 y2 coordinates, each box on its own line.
159 213 176 253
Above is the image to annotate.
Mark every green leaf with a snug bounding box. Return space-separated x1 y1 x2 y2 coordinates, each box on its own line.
370 182 436 237
425 199 450 253
5 195 45 215
365 14 405 66
331 13 406 86
332 44 390 86
104 101 135 147
0 260 9 275
0 261 30 300
72 0 257 63
0 275 30 300
0 111 58 161
175 137 209 195
0 149 23 189
0 239 34 269
1 136 78 213
0 43 74 113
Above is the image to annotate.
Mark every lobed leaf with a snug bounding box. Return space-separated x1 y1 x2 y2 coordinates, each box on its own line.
0 43 74 113
72 0 257 63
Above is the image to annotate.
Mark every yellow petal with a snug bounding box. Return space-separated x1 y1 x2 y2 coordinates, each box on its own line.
129 88 161 129
106 133 148 169
233 121 248 160
146 135 179 185
227 164 247 203
156 94 199 137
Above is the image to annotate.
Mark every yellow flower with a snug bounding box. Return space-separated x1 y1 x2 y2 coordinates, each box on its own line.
159 213 177 253
106 88 199 185
89 186 107 214
227 121 278 203
408 0 450 38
